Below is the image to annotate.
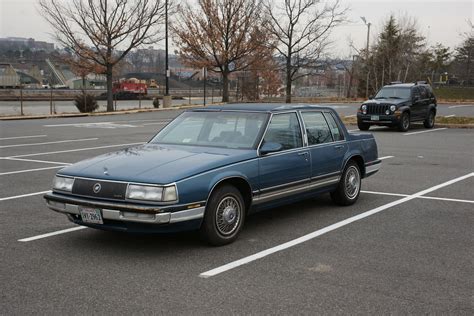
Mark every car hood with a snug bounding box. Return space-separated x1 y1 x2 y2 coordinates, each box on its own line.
58 144 257 184
363 98 409 105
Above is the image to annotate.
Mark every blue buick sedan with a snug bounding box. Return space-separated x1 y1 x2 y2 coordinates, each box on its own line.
44 104 380 245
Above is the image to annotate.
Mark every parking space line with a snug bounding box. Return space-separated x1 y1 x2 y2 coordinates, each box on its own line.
2 157 71 165
444 115 456 118
18 226 87 242
199 172 474 278
362 190 474 204
0 166 64 176
448 104 474 109
5 142 143 158
403 128 447 136
0 138 98 149
0 135 47 141
378 156 394 160
0 190 51 202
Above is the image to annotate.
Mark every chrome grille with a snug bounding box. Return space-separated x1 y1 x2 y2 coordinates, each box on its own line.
367 104 390 115
72 178 128 200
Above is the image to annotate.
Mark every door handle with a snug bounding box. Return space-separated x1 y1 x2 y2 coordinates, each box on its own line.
334 145 344 149
298 152 309 156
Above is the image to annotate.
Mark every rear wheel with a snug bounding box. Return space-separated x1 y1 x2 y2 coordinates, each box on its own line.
357 121 370 131
398 112 410 132
200 185 245 246
331 161 361 206
423 110 435 128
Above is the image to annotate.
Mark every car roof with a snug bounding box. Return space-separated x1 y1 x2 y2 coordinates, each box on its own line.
191 103 335 113
383 83 430 89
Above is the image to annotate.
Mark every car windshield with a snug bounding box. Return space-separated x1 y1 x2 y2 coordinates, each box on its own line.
150 111 268 149
375 87 411 99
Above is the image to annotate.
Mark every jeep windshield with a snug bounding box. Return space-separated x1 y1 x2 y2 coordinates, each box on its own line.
150 111 268 149
374 87 411 99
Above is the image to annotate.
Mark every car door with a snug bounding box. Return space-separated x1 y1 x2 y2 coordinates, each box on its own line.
256 112 311 202
411 86 424 120
300 111 347 183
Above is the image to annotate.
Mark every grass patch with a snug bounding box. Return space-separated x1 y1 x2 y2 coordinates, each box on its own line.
436 116 474 125
433 86 474 101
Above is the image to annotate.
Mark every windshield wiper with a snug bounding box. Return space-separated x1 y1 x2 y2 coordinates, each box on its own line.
388 96 402 99
374 97 386 99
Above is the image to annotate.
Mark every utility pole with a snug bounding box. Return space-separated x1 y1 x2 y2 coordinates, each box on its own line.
163 0 171 108
361 17 371 98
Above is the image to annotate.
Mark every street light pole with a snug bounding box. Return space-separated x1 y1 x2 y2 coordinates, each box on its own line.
163 0 172 108
361 17 371 98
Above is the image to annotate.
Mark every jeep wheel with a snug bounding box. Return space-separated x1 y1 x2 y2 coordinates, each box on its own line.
330 161 361 206
398 112 410 132
200 185 245 246
423 110 435 128
357 121 370 131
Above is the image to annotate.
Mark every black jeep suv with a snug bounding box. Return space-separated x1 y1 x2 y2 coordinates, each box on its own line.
357 82 437 132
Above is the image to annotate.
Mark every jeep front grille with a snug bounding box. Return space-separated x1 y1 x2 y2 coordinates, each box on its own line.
367 104 390 115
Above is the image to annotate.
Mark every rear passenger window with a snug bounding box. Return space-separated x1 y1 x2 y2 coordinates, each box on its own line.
323 112 344 141
301 112 333 145
263 113 302 150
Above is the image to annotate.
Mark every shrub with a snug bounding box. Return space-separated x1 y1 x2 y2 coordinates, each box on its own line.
153 98 160 108
74 93 99 113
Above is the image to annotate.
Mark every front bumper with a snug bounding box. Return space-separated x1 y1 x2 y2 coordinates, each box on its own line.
357 113 400 125
44 192 205 226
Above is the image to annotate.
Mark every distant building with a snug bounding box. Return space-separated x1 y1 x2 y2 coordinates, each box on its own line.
0 37 55 52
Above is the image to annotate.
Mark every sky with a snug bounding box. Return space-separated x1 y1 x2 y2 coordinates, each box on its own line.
0 0 472 57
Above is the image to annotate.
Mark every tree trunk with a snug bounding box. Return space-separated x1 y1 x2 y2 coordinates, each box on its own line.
106 64 114 112
285 55 292 103
222 71 229 102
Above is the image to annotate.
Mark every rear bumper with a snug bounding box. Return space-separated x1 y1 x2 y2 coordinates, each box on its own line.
365 159 381 177
44 192 205 231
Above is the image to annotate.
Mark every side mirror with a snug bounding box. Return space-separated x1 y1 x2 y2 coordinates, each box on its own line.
368 95 374 100
260 142 283 155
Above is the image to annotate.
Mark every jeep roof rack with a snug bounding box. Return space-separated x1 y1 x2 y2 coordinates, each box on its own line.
389 81 403 85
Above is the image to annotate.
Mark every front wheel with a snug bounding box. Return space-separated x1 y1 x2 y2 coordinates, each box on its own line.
423 110 435 128
398 112 410 132
331 161 361 206
200 185 245 246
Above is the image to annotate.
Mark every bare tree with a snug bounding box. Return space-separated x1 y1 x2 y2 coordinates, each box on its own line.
264 0 346 103
172 0 269 102
39 0 166 111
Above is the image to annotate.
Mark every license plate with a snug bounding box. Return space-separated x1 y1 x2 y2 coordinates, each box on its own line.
79 207 103 224
371 115 379 121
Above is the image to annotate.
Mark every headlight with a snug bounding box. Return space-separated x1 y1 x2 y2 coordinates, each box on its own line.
390 105 396 112
53 176 74 192
361 104 367 114
385 110 390 115
126 184 177 202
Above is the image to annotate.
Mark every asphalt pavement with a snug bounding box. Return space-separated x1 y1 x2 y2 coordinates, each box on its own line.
1 109 473 314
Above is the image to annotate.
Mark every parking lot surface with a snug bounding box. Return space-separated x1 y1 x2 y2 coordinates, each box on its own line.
1 108 473 314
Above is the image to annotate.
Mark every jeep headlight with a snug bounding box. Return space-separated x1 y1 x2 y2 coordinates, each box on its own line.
53 175 74 192
126 184 177 202
390 105 396 112
361 104 367 114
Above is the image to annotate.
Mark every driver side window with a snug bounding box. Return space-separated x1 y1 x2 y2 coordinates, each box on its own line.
263 113 302 150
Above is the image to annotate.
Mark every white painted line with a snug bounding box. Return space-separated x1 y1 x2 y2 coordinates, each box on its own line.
18 226 87 242
0 138 98 149
345 115 356 118
448 104 474 109
142 122 171 126
0 166 64 176
348 129 360 132
44 121 115 127
199 172 474 278
0 135 47 141
403 128 447 136
361 190 408 197
1 157 71 165
444 115 456 118
378 156 394 160
418 196 474 204
362 190 474 204
5 142 143 158
0 190 51 202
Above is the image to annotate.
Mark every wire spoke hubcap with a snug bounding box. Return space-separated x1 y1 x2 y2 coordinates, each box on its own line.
216 196 241 236
345 166 360 199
